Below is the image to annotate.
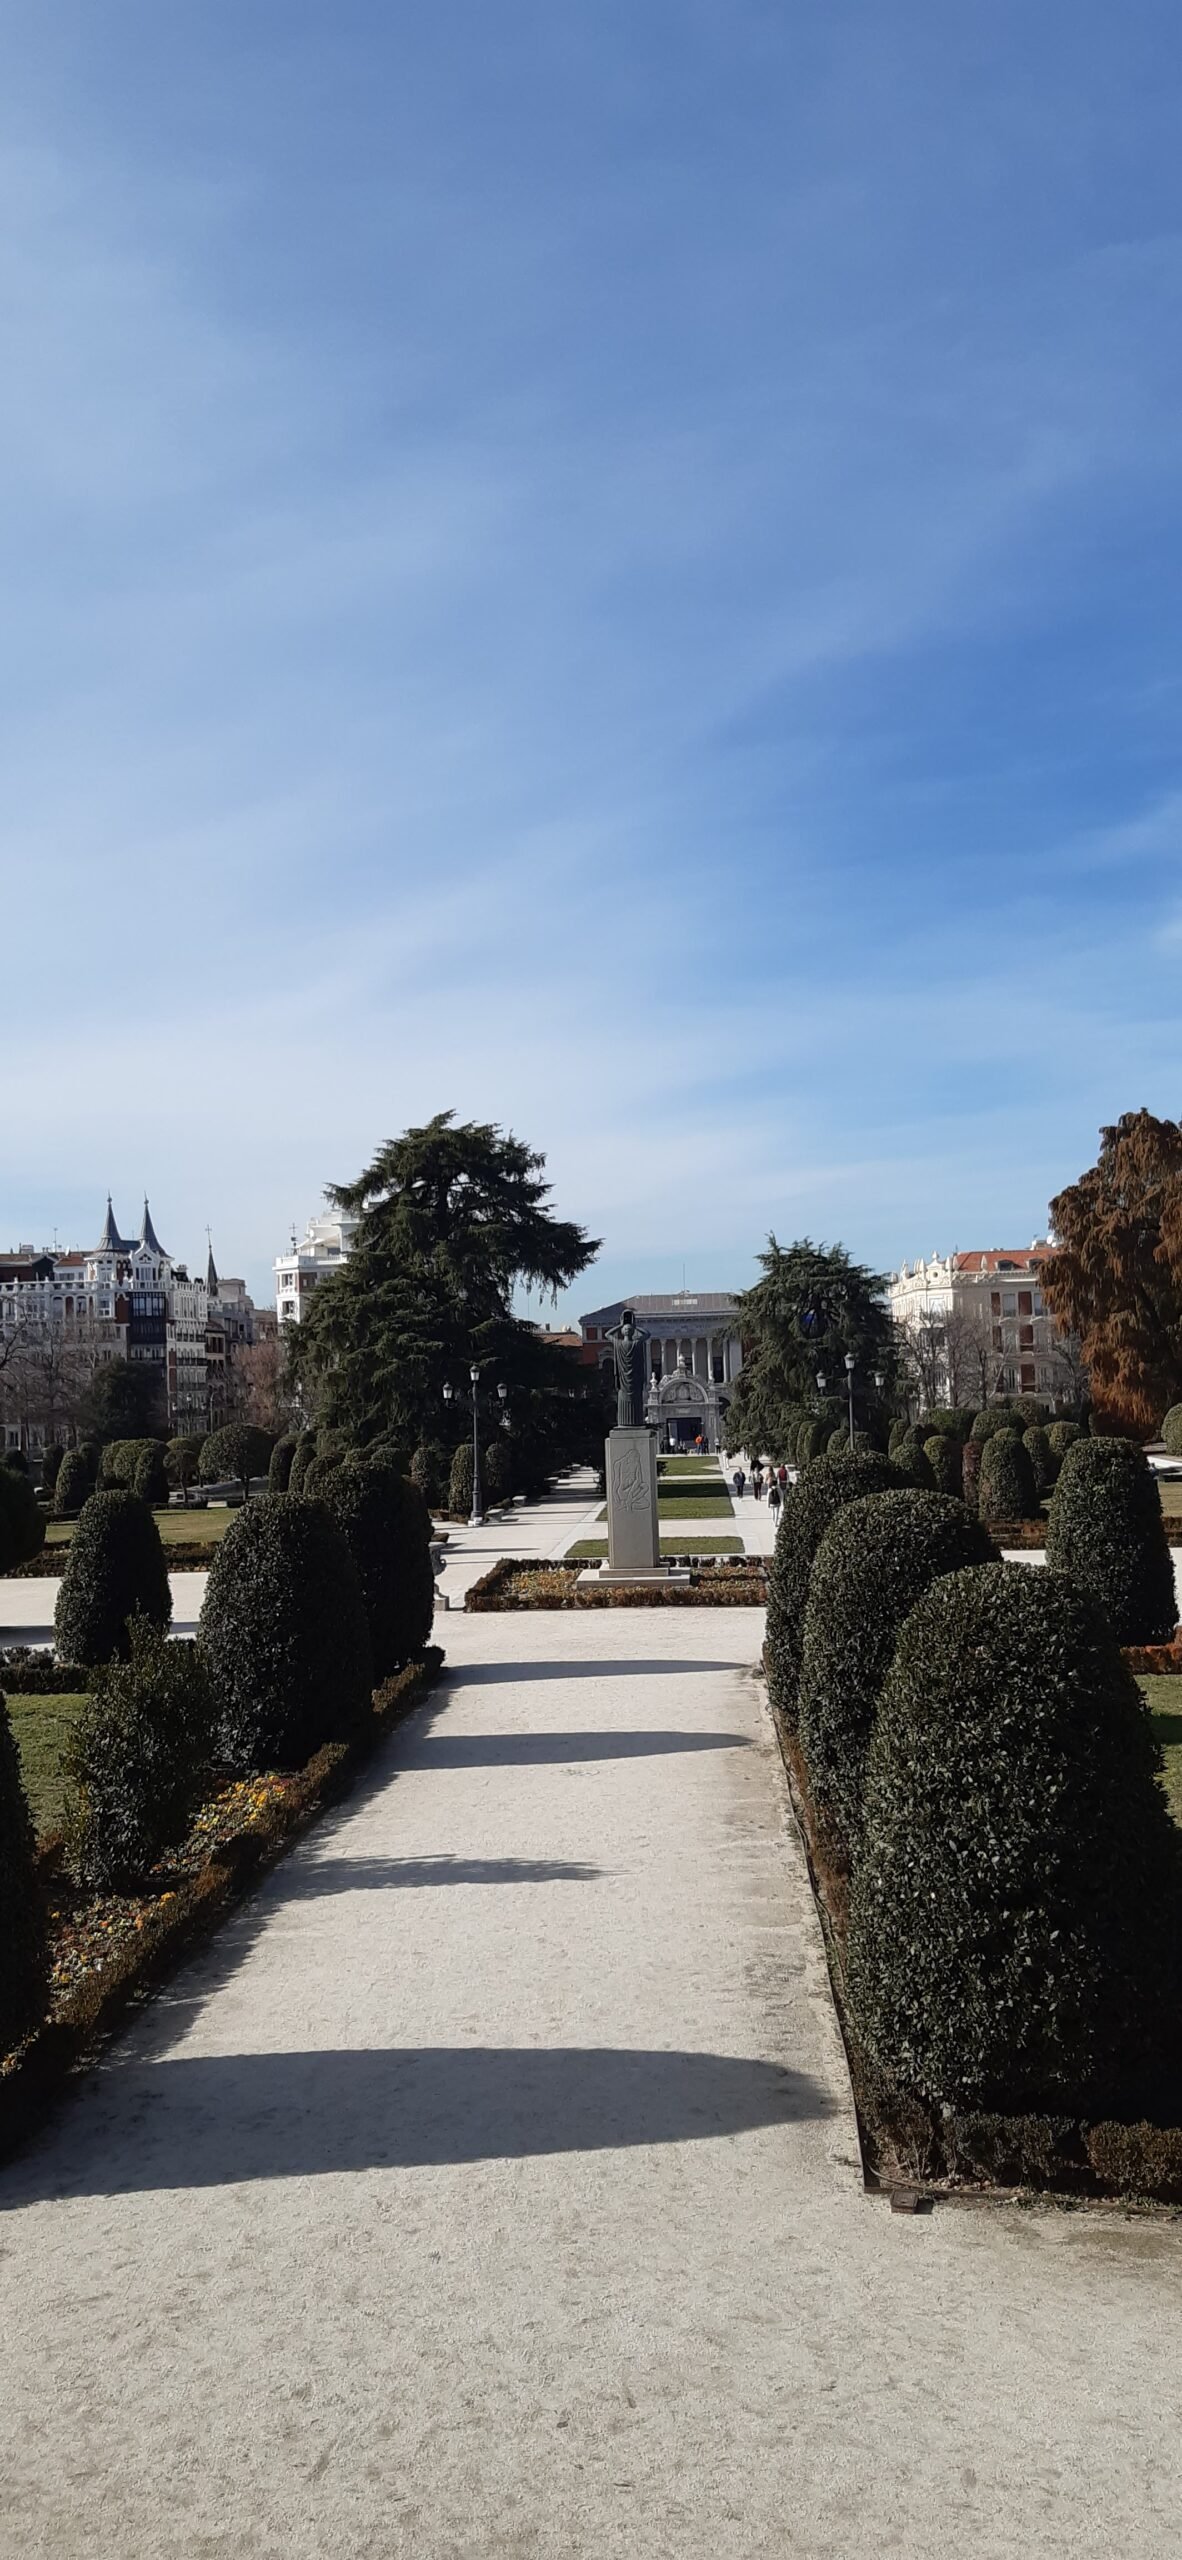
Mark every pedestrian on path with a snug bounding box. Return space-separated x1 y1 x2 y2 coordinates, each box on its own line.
777 1461 788 1491
768 1476 782 1523
751 1465 764 1500
732 1466 746 1499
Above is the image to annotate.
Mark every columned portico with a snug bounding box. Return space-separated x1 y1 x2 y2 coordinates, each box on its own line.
579 1291 744 1452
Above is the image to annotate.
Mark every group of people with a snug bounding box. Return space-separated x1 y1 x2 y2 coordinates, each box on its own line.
730 1457 789 1517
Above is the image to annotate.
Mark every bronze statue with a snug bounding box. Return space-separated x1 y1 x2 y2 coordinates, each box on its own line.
606 1309 648 1429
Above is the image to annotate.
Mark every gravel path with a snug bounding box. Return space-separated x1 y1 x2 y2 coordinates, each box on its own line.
1 1608 1180 2556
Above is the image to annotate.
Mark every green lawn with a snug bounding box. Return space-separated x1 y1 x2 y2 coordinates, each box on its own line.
45 1506 237 1550
10 1693 89 1835
597 1491 734 1522
1139 1675 1182 1828
658 1457 723 1477
569 1534 744 1559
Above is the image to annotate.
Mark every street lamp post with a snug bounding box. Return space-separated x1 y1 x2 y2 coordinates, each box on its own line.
443 1367 506 1527
845 1351 856 1450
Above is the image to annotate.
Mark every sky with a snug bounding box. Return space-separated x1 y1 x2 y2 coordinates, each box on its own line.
3 1 1182 1319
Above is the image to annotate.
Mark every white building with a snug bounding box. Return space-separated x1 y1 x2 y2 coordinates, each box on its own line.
887 1243 1070 1409
579 1291 745 1451
275 1210 358 1326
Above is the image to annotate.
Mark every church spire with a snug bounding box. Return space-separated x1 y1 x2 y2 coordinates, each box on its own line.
139 1195 166 1257
206 1226 218 1297
96 1194 124 1253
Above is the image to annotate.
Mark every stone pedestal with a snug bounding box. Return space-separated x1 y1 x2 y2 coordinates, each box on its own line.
605 1426 660 1575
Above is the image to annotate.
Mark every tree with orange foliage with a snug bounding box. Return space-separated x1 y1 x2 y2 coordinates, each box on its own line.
1043 1111 1182 1435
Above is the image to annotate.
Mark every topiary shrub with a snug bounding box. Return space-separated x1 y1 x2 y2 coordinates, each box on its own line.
764 1450 906 1734
0 1695 47 2052
1163 1405 1182 1459
796 1418 828 1466
924 1409 975 1442
410 1441 448 1508
1046 1438 1177 1643
448 1442 475 1516
847 1562 1182 2115
1023 1424 1056 1496
887 1420 911 1455
54 1449 92 1518
0 1463 47 1569
268 1434 298 1494
287 1429 317 1495
483 1439 512 1505
132 1441 169 1508
199 1495 372 1770
199 1423 274 1498
54 1491 172 1666
923 1435 963 1497
98 1439 136 1490
977 1428 1039 1523
2 1449 28 1476
303 1448 347 1495
1047 1420 1082 1466
40 1444 64 1497
1012 1395 1050 1428
320 1461 435 1679
64 1618 212 1890
799 1492 996 1858
165 1435 205 1503
969 1407 1021 1445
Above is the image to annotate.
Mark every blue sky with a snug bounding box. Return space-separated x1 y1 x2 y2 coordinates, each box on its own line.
3 2 1182 1317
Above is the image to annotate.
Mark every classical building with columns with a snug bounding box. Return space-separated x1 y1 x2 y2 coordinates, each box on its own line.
578 1292 744 1451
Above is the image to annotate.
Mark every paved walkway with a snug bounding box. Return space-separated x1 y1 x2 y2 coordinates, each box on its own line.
2 1608 1181 2557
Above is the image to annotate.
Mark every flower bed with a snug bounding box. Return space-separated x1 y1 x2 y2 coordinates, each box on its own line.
0 1648 444 2164
466 1558 768 1610
989 1517 1182 1548
7 1540 218 1578
763 1654 1182 2209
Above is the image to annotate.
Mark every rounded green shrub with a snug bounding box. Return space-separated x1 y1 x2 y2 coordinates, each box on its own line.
165 1435 205 1499
132 1441 169 1508
320 1461 435 1679
287 1429 317 1494
410 1442 448 1507
2 1450 28 1477
40 1444 64 1497
1046 1437 1176 1643
923 1409 975 1442
1012 1395 1050 1428
483 1438 512 1505
1047 1420 1082 1466
796 1417 828 1466
98 1439 138 1490
960 1439 982 1515
199 1495 372 1770
1162 1405 1182 1459
799 1491 996 1855
54 1491 172 1665
1023 1424 1056 1495
892 1433 934 1489
977 1428 1039 1523
923 1435 963 1497
267 1434 298 1494
764 1450 906 1733
887 1420 911 1455
0 1695 47 2052
64 1618 212 1890
969 1407 1021 1445
0 1463 46 1569
303 1449 347 1495
448 1442 475 1515
199 1423 274 1494
54 1450 92 1518
847 1562 1181 2114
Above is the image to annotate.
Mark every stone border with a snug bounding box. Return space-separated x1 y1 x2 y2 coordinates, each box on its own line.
465 1558 769 1611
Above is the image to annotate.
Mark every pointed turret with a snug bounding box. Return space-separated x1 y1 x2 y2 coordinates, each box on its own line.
206 1232 219 1297
139 1196 166 1258
96 1195 125 1254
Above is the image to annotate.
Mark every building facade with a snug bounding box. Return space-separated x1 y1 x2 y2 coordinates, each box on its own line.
579 1292 745 1450
275 1210 358 1326
887 1243 1073 1410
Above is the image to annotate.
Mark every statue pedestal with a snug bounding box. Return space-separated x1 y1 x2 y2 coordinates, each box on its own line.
604 1425 661 1576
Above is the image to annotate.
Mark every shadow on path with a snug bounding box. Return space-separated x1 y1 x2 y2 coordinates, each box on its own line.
447 1660 741 1683
404 1730 750 1767
5 2048 833 2199
270 1854 604 1896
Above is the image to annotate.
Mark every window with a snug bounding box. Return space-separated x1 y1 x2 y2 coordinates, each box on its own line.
1002 1292 1017 1316
1019 1325 1034 1350
1018 1291 1032 1317
992 1325 1003 1351
1020 1363 1036 1391
1032 1291 1044 1314
990 1291 1001 1315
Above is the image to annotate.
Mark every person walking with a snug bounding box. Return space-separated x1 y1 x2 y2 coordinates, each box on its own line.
751 1464 764 1500
732 1465 747 1500
767 1475 782 1525
777 1461 788 1492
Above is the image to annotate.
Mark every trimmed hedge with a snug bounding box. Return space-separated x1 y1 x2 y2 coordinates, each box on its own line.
895 1434 935 1489
448 1442 475 1515
1047 1423 1082 1463
969 1407 1021 1445
798 1491 995 1858
268 1434 298 1494
165 1436 205 1498
847 1562 1181 2115
319 1461 435 1680
0 1465 46 1570
960 1440 982 1515
977 1428 1039 1524
53 1492 171 1666
64 1619 213 1891
410 1441 448 1507
1046 1437 1177 1643
199 1494 372 1770
764 1451 904 1733
1022 1424 1056 1495
1163 1405 1182 1459
923 1435 963 1498
303 1449 347 1496
0 1694 47 2053
53 1450 92 1518
483 1438 513 1505
287 1430 317 1495
132 1441 169 1507
887 1420 911 1455
40 1445 64 1496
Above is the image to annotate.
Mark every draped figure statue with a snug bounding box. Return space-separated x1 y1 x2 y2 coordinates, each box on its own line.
606 1309 648 1429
